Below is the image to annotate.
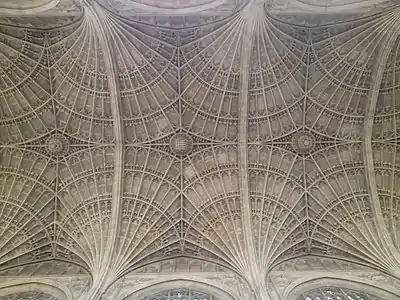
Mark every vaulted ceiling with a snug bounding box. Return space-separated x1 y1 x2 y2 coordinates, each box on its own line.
1 0 400 299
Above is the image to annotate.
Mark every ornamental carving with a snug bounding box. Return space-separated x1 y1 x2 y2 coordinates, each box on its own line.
291 132 316 154
46 134 69 157
0 2 400 300
170 133 193 156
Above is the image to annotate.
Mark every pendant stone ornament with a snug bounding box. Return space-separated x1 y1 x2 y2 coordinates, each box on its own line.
291 132 316 155
46 134 69 157
169 133 193 156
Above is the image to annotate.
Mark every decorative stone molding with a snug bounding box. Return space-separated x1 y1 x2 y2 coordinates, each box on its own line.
170 133 193 156
291 132 316 154
46 134 70 157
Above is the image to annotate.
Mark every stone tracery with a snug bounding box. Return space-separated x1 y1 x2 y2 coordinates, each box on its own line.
0 1 400 300
297 287 384 300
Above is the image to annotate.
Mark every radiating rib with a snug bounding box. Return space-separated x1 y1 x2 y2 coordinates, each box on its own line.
307 12 399 139
0 148 54 268
374 34 400 140
248 145 307 270
248 16 306 141
307 143 399 272
102 13 180 142
373 143 400 251
111 147 181 276
48 16 114 142
182 145 250 272
56 147 115 272
0 24 52 144
181 16 244 141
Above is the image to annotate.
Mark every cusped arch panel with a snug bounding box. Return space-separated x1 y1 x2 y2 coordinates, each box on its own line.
250 197 306 270
184 196 244 269
248 17 306 141
120 279 239 300
182 145 239 208
180 17 242 142
306 15 385 139
102 15 180 142
181 146 243 269
57 147 115 210
0 259 89 277
306 143 366 208
248 146 307 268
373 143 400 250
271 255 377 272
0 25 52 144
110 147 181 274
248 145 304 192
0 292 57 300
0 200 52 268
0 147 57 187
0 0 60 14
55 147 115 270
48 17 114 142
0 148 55 268
56 197 112 272
123 147 181 209
111 197 180 275
374 33 400 140
286 277 400 300
289 0 396 14
0 279 73 300
306 144 391 271
94 0 247 27
309 196 379 267
131 257 231 273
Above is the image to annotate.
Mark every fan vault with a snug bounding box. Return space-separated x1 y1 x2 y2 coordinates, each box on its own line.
0 0 400 299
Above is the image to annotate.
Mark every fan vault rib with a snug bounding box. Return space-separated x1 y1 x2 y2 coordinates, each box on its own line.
237 2 272 300
78 2 125 298
362 7 400 276
1 2 400 300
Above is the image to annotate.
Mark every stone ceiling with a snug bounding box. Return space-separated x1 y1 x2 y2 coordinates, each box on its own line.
0 0 400 299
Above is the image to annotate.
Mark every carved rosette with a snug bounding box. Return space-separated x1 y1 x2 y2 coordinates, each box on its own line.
169 133 193 156
46 134 70 157
291 132 316 155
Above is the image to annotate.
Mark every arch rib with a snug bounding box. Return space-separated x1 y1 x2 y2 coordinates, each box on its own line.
82 3 125 298
238 2 271 299
363 12 400 276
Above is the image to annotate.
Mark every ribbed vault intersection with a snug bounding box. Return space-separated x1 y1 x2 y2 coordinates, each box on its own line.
1 0 400 299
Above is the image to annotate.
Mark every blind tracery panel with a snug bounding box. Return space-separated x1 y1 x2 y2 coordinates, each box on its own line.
298 287 384 300
0 292 57 300
137 289 218 300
